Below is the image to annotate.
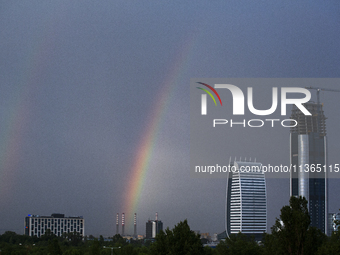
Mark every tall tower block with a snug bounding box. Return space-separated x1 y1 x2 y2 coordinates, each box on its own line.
290 102 328 234
225 160 267 241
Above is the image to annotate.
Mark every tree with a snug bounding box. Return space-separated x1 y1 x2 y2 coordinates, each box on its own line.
99 235 104 246
317 231 340 255
317 209 340 255
0 231 18 244
262 232 284 255
120 244 138 255
264 196 320 255
48 238 62 255
216 232 262 255
304 226 327 255
111 234 126 247
204 245 219 255
149 229 168 255
41 229 57 242
63 231 83 246
63 249 82 255
89 239 101 255
150 219 204 255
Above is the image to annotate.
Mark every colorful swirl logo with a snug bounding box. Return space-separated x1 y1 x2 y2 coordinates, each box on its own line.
196 82 222 106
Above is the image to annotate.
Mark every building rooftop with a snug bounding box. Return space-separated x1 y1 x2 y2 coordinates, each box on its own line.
27 214 83 219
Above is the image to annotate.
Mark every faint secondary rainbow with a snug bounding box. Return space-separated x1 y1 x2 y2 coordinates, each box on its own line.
0 58 39 206
0 6 64 206
0 94 29 205
122 33 198 230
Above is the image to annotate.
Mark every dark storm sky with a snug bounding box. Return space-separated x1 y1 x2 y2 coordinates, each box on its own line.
0 1 340 236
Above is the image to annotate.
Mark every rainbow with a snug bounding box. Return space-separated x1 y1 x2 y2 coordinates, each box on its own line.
0 95 28 206
0 9 60 206
122 33 198 231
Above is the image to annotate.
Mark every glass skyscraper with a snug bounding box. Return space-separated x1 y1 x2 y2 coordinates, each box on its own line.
290 102 328 234
225 160 267 241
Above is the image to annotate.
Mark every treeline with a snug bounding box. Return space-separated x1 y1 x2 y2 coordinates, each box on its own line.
0 231 146 255
1 197 340 255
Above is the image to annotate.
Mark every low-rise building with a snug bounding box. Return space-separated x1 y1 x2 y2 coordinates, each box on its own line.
25 213 84 237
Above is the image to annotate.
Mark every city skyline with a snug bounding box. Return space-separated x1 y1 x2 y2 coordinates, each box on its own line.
1 1 340 237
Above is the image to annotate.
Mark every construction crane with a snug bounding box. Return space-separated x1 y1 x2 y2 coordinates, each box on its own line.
305 86 340 107
305 86 340 136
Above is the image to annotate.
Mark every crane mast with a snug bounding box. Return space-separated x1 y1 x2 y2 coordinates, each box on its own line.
305 86 340 137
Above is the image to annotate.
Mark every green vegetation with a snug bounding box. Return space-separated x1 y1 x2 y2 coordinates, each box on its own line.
1 197 339 254
217 233 262 255
262 196 327 255
149 219 204 255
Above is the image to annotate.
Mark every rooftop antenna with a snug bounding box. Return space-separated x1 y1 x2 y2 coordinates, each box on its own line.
229 156 231 165
255 158 257 162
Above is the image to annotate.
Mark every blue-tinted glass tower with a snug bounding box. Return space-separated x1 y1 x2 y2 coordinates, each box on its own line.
290 102 328 234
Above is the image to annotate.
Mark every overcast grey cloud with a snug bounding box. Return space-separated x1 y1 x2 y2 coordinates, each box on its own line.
0 1 340 236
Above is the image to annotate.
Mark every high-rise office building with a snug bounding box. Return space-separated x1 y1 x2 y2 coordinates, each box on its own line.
25 213 84 237
290 102 328 234
146 213 163 239
225 160 267 241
